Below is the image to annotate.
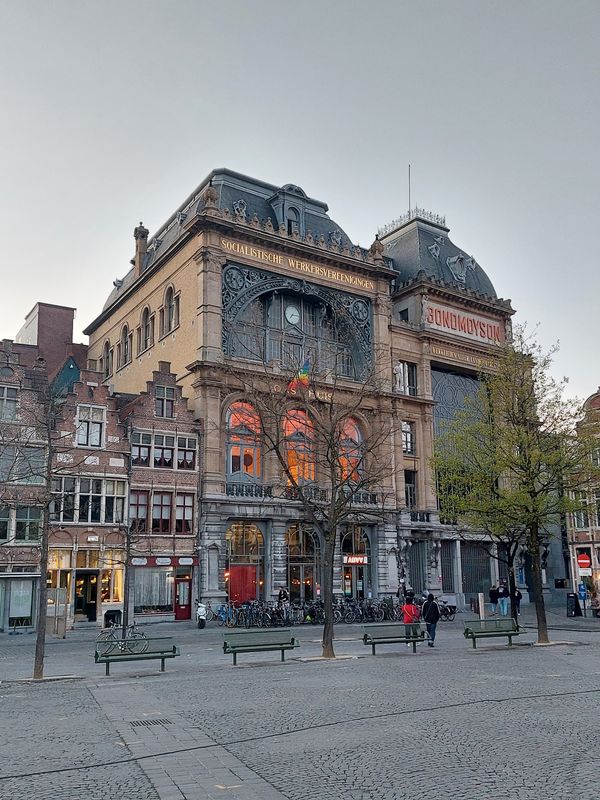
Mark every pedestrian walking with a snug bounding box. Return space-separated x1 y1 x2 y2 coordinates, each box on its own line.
421 593 440 647
489 584 499 615
511 586 523 615
498 583 509 616
402 593 421 641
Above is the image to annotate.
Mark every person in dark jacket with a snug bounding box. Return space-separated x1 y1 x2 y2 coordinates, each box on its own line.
498 583 510 616
489 584 499 615
421 593 441 647
510 587 523 615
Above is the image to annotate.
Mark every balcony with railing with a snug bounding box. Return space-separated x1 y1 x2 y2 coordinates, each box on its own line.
226 482 273 499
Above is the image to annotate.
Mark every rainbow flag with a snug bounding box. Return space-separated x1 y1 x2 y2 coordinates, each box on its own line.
287 359 310 394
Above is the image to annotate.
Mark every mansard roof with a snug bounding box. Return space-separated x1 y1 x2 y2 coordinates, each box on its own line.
381 211 498 300
99 169 357 314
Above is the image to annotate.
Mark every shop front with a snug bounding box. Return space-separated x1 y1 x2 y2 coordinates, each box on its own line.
341 527 372 599
48 547 126 627
133 555 198 622
225 522 264 603
286 524 321 603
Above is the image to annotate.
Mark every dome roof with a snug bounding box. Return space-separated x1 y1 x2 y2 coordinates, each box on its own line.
382 212 497 299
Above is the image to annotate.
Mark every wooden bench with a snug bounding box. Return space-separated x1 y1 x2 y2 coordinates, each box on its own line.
94 636 180 676
463 618 523 649
362 623 426 655
223 629 299 665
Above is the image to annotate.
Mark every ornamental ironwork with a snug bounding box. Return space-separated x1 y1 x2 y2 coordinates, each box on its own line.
221 263 372 375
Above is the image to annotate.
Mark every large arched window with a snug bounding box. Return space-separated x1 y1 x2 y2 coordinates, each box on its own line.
229 291 358 378
339 417 363 482
226 402 261 481
283 409 315 484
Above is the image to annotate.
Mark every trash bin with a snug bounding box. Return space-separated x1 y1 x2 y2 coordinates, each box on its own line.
104 610 122 628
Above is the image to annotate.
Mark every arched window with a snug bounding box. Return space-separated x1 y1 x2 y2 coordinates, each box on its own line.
283 409 315 484
226 402 261 481
286 524 321 603
339 417 363 482
141 308 152 351
229 290 358 378
163 286 179 334
226 522 264 602
102 341 112 379
286 207 300 236
120 325 130 367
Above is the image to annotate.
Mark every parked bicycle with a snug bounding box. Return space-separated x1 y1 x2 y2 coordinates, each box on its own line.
95 622 148 656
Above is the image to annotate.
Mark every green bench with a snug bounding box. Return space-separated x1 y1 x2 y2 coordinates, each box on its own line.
94 636 180 676
223 629 299 666
463 618 523 649
363 623 426 655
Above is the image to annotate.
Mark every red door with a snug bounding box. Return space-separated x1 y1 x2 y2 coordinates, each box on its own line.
174 578 192 620
229 565 257 604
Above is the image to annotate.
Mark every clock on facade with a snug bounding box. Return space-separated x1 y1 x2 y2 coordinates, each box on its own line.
285 305 301 325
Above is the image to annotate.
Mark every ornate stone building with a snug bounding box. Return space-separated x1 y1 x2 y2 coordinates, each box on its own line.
85 169 515 608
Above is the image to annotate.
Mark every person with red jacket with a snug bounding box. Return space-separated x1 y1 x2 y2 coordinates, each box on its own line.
402 593 421 639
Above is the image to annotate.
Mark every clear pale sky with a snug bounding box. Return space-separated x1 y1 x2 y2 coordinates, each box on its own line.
1 1 598 400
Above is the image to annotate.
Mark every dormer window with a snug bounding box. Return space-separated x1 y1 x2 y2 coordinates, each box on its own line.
286 207 300 236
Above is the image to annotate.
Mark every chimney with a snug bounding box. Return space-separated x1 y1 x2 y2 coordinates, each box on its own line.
133 221 149 278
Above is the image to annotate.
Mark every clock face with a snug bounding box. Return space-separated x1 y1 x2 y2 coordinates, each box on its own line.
285 305 301 325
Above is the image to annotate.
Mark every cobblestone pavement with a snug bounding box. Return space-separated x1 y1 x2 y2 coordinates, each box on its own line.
2 610 600 799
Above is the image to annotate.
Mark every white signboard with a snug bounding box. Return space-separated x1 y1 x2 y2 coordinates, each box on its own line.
579 568 593 576
425 300 505 345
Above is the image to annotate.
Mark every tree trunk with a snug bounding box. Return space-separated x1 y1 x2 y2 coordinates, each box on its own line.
321 534 336 658
529 524 549 644
33 507 50 679
121 527 131 639
507 551 518 624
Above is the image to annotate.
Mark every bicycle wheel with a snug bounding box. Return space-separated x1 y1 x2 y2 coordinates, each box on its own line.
446 610 456 622
205 607 215 623
344 611 356 624
95 633 116 657
127 632 149 654
333 609 342 624
373 607 385 623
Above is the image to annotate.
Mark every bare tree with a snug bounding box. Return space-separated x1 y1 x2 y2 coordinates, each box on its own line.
221 313 396 657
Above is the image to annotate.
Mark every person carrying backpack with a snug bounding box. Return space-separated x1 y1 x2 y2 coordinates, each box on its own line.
421 593 441 647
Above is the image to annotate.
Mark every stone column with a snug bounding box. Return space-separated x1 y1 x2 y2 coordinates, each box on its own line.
454 539 465 610
199 511 227 603
376 520 398 597
270 519 288 600
333 529 343 597
194 247 225 364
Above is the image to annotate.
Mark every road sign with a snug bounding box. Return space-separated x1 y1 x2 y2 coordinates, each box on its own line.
577 552 591 569
579 568 592 576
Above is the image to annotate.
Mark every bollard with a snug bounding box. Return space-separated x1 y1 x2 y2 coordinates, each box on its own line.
478 592 486 620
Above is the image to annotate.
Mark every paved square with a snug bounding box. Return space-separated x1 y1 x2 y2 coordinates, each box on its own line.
1 610 599 799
